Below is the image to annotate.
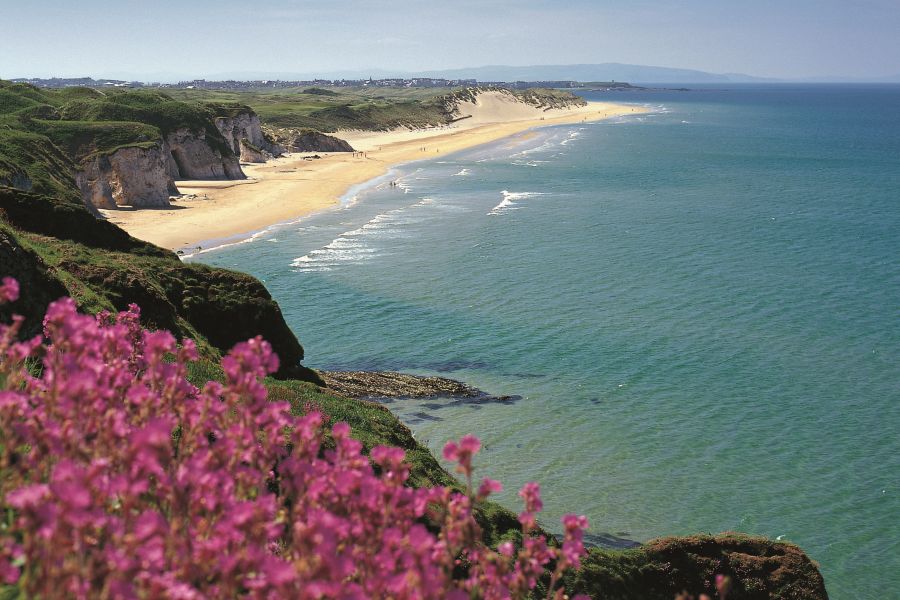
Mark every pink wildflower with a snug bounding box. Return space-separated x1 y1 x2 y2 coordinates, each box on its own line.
0 277 18 303
0 276 590 598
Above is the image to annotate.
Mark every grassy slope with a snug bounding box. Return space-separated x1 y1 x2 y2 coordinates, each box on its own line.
166 86 454 132
0 82 244 190
0 187 316 381
164 86 586 133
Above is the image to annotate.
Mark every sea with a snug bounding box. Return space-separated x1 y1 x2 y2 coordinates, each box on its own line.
189 84 900 598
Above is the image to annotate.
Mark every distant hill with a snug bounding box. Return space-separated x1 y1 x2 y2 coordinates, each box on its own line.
32 64 900 85
183 63 776 84
415 63 777 84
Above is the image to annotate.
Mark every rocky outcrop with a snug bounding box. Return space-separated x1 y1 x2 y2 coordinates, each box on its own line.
566 533 828 600
263 127 354 153
163 128 244 180
215 112 284 163
239 139 269 163
320 371 482 399
215 113 280 154
287 130 354 153
77 144 178 209
69 112 281 209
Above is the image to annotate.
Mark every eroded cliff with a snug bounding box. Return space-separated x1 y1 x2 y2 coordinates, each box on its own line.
77 143 178 209
215 112 284 161
163 128 244 180
266 127 355 153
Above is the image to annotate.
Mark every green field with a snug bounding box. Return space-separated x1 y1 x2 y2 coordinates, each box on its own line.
164 86 457 131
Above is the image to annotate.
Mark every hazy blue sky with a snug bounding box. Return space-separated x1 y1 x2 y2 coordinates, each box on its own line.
2 0 898 80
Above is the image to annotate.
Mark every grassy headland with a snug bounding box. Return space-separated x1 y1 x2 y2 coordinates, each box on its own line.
164 85 586 132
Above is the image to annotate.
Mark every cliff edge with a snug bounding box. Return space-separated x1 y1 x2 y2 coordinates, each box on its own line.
0 83 285 211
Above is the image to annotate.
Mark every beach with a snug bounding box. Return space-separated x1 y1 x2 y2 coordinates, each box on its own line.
100 98 647 251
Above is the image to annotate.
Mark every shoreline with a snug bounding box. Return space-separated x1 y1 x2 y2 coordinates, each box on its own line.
100 101 649 252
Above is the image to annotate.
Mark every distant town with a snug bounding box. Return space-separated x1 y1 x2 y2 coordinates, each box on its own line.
9 76 641 91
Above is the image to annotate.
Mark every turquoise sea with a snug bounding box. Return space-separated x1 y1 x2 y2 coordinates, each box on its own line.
192 85 900 598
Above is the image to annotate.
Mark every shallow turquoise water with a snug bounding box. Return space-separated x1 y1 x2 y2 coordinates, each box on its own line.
193 85 900 598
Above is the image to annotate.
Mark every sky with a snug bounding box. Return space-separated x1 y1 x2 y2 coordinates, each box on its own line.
1 0 899 81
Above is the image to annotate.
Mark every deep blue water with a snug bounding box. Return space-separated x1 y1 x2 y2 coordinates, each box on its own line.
192 85 900 598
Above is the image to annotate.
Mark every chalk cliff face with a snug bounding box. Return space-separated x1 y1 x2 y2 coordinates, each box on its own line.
163 128 244 180
77 144 178 209
216 113 277 154
72 114 270 209
238 140 269 163
214 112 285 164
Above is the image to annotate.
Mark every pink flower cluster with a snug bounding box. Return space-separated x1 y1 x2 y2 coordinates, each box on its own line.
0 278 589 599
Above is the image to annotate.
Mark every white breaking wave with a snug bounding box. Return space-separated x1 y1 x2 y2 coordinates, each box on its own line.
559 130 582 146
503 191 544 201
487 190 545 216
452 168 471 177
291 199 434 271
487 198 518 215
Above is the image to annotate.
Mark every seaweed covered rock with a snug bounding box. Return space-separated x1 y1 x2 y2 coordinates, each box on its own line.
565 533 828 600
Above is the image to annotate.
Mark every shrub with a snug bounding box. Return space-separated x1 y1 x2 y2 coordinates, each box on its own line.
0 277 588 598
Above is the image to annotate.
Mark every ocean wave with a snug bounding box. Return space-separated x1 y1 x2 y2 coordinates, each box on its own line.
560 130 582 146
487 190 545 216
487 198 519 215
179 226 280 260
291 198 435 269
452 168 471 177
512 159 551 167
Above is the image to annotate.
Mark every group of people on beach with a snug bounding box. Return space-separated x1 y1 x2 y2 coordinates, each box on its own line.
352 151 368 158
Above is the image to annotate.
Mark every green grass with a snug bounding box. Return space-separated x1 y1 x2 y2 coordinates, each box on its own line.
0 187 312 377
0 129 80 202
164 86 456 132
0 82 247 177
163 85 587 133
30 119 160 161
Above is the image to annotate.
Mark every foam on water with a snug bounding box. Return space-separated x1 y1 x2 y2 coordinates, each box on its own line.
290 198 436 270
487 190 545 215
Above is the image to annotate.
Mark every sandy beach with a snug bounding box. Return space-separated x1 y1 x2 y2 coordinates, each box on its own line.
100 97 648 251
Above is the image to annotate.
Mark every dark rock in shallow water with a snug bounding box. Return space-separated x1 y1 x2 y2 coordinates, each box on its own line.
582 532 642 550
410 411 443 422
420 394 522 411
319 371 482 399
